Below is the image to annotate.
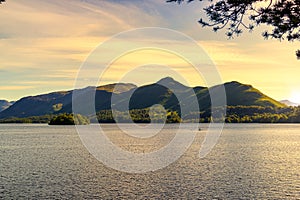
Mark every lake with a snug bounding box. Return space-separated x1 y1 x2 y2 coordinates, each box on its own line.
0 124 299 199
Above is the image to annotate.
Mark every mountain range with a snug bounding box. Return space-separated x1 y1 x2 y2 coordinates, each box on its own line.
0 77 286 119
0 100 14 112
280 100 300 107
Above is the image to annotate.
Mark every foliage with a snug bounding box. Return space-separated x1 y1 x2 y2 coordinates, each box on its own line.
167 0 299 57
95 105 300 123
223 105 298 123
0 115 54 123
180 105 300 123
3 105 300 123
96 108 181 123
49 113 90 125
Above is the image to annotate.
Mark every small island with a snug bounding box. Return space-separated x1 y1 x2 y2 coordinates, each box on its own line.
49 113 90 125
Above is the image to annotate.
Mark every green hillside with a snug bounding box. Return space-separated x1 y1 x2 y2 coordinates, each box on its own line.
0 78 286 120
223 81 286 107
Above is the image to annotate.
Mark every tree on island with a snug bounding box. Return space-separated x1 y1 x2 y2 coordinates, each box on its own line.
49 113 90 125
167 0 300 59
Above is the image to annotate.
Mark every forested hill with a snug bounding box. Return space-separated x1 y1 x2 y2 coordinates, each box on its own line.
0 77 286 120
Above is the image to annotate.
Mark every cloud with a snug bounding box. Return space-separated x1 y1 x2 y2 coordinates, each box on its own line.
0 0 167 39
0 86 35 90
0 0 299 101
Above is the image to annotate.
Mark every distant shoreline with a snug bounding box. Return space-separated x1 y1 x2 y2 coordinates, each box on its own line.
1 122 300 124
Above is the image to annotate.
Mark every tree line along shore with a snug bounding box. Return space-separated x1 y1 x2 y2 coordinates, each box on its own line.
2 105 300 124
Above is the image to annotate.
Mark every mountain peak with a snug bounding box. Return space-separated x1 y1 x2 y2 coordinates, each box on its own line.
156 77 189 91
225 81 249 86
0 100 14 112
97 83 137 94
227 81 242 84
0 79 287 119
0 100 8 104
280 100 300 107
157 77 175 83
224 81 253 90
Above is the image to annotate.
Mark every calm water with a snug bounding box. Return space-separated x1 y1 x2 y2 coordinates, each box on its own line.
0 124 299 199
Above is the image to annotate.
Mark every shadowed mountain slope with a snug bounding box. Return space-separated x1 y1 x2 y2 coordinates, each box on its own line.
0 78 285 119
0 100 14 112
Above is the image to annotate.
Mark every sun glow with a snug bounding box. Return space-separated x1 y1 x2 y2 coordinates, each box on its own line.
290 91 300 103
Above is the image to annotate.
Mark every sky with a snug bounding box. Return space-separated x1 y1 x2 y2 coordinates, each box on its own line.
0 0 299 102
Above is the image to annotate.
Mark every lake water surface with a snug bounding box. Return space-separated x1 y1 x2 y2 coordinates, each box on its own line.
0 124 299 199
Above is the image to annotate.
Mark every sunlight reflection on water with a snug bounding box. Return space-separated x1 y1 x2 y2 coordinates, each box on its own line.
0 124 299 199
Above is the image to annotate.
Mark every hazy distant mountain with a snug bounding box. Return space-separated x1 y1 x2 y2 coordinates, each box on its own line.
0 78 286 119
96 83 137 93
280 100 300 107
0 100 14 112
